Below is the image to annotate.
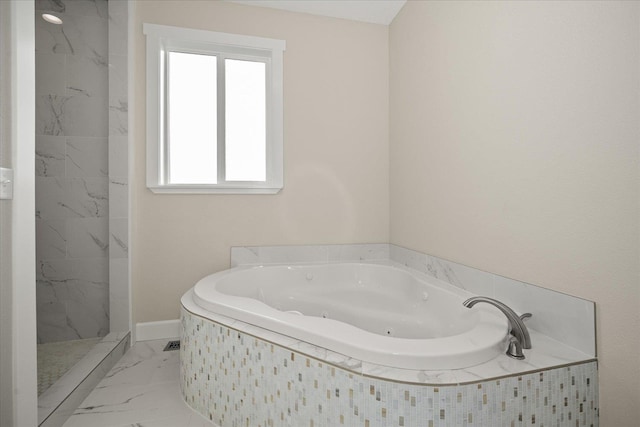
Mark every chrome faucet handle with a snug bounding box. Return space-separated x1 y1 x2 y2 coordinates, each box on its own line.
506 336 525 359
520 313 532 321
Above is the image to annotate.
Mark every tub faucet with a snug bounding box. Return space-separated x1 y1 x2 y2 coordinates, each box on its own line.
463 296 532 360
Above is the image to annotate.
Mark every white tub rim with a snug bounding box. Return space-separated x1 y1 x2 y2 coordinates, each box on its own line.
187 261 510 370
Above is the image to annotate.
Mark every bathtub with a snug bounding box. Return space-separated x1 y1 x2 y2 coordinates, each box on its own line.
189 262 508 370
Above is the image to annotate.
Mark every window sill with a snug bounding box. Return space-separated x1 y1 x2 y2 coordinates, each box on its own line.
147 185 283 195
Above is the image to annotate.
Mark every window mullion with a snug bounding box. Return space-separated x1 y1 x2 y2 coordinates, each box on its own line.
163 48 171 184
217 54 226 184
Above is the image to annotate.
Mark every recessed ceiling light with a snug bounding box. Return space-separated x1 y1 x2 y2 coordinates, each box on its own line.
42 13 63 25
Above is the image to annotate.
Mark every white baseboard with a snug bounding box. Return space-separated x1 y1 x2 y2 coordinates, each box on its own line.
135 319 181 342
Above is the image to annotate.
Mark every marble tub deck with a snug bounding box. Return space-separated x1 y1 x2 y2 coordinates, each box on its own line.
63 339 214 427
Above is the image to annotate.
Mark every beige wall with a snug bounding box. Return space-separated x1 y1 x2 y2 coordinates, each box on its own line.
132 2 389 323
133 0 639 423
389 1 639 424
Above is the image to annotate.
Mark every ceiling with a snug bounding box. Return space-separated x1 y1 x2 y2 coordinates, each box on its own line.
225 0 407 25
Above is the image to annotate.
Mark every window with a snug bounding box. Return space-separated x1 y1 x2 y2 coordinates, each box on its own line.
143 24 285 194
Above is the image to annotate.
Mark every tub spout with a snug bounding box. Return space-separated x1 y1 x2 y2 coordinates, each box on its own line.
463 296 532 359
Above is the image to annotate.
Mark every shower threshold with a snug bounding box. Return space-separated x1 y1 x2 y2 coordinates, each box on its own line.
37 332 130 427
38 337 102 396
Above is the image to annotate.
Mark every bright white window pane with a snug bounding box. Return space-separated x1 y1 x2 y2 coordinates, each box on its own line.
225 59 266 182
168 52 217 184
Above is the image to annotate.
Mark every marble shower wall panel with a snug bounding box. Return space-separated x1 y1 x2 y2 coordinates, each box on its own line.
35 135 66 177
35 0 110 343
66 137 109 177
108 0 130 333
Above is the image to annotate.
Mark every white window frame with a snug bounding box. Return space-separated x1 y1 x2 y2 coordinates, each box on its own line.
143 23 285 194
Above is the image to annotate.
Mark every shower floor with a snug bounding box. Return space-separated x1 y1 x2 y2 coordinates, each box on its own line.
37 337 102 395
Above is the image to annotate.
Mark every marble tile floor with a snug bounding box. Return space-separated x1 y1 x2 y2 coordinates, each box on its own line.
38 337 102 395
63 339 215 427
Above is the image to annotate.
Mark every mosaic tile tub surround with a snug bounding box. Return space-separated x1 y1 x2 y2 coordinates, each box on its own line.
181 244 598 426
181 308 598 427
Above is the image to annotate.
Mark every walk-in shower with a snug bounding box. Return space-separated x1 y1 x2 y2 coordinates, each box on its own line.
34 0 130 424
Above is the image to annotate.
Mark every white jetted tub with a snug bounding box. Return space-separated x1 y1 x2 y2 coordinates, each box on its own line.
187 262 508 370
